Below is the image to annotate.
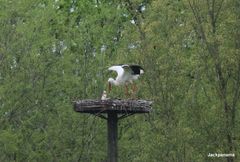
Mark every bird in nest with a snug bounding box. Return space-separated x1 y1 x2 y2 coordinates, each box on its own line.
107 64 144 97
101 90 109 100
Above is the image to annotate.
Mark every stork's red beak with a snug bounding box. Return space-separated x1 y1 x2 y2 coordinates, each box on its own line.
108 82 112 92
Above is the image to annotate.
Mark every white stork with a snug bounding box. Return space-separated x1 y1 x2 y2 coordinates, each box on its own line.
108 64 144 96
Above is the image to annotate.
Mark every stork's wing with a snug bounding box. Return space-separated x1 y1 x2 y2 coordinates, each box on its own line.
121 64 133 74
108 65 124 78
129 65 144 75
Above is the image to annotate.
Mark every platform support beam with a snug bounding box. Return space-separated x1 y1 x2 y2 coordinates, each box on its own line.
107 112 118 162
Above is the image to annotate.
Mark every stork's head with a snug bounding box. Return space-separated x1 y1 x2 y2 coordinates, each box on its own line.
108 78 115 92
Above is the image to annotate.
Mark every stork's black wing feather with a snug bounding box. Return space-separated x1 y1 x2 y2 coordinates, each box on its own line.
129 65 144 75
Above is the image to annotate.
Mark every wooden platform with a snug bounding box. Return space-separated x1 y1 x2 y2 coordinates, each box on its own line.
74 99 152 114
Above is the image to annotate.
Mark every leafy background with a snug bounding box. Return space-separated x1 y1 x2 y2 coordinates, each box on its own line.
0 0 239 162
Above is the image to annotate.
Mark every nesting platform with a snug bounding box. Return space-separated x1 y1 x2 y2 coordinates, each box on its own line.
74 99 152 114
73 99 153 162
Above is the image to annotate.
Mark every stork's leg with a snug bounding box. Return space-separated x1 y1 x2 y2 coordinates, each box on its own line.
131 83 137 99
108 83 112 93
133 83 137 93
125 84 129 97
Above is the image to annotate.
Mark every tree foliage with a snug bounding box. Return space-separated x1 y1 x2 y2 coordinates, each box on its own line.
0 0 239 161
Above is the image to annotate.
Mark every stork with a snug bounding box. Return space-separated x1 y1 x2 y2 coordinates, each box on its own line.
108 64 144 96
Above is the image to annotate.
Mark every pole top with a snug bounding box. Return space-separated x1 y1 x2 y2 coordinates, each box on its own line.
74 99 152 114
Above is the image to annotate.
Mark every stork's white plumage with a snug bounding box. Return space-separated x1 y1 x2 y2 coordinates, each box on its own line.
101 90 108 100
108 64 144 96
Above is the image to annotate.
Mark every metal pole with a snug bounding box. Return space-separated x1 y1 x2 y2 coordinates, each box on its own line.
107 112 118 162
